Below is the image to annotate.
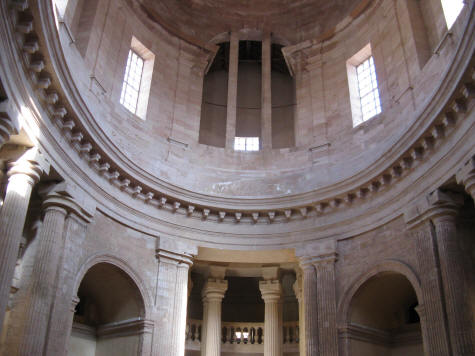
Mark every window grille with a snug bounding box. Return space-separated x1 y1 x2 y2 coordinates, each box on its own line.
120 50 144 114
234 137 260 151
356 56 381 122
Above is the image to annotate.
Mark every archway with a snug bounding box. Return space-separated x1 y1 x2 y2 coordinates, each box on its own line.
68 263 146 356
346 271 423 356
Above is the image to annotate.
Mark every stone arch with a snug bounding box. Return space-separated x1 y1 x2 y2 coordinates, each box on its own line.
74 253 153 319
337 259 423 327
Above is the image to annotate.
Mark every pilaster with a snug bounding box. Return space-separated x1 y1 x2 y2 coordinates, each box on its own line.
404 189 472 355
261 32 272 150
225 32 239 149
155 249 193 356
312 253 338 356
16 182 95 356
0 148 48 334
299 257 318 356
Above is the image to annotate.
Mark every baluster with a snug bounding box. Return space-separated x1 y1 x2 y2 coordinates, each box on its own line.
283 326 288 344
257 327 263 344
230 327 235 344
250 327 256 344
289 325 294 343
191 324 196 341
295 325 299 343
185 323 190 340
236 327 242 344
222 326 227 344
198 325 201 342
243 327 249 344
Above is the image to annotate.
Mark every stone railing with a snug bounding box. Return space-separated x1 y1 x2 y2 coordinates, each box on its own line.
185 319 299 352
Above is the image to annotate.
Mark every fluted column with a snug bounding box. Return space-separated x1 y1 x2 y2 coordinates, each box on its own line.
202 279 228 356
261 32 272 150
431 206 473 355
155 250 193 356
41 186 95 356
225 32 239 148
201 296 209 356
404 189 470 356
259 280 282 356
456 156 475 201
293 274 305 356
19 201 67 355
0 148 47 333
407 220 452 356
313 254 338 356
300 258 318 356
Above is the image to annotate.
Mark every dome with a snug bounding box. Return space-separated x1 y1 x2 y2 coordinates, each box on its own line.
0 0 473 355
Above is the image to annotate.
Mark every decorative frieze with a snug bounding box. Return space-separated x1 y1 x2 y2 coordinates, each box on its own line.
4 0 475 225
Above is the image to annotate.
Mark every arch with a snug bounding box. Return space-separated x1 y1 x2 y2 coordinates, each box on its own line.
337 259 423 327
74 253 153 319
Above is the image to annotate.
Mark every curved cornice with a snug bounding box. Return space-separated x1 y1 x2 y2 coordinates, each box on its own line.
1 0 474 235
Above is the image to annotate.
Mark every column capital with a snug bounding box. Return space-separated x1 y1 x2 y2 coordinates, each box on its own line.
7 147 50 185
456 156 475 198
202 278 228 301
299 252 337 271
156 249 194 267
39 182 96 223
404 189 463 229
259 279 282 302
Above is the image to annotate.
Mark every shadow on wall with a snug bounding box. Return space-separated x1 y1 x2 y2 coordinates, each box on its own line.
68 263 145 356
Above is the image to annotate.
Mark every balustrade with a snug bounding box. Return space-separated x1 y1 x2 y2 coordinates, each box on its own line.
185 319 299 351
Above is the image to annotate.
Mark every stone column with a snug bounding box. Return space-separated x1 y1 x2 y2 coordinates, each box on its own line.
225 31 239 149
259 280 282 356
300 257 319 356
404 189 472 356
18 199 68 355
155 250 193 356
261 32 272 150
202 279 228 356
313 254 338 356
41 184 95 356
0 148 47 333
430 192 473 356
293 274 305 356
456 156 475 201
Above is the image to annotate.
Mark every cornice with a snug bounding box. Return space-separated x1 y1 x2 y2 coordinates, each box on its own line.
1 0 474 231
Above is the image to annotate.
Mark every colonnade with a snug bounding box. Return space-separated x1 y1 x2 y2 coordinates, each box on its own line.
0 138 474 356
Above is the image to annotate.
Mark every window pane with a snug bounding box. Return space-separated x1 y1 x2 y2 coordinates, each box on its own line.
356 56 381 122
441 0 464 29
120 50 145 114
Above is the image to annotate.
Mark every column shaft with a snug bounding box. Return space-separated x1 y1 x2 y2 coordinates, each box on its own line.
293 278 305 356
0 163 41 332
411 221 451 356
201 299 209 356
264 300 280 356
18 206 67 355
171 264 191 356
202 279 227 356
43 213 90 356
302 265 318 356
225 32 239 148
433 215 474 355
260 280 282 356
204 299 222 356
314 259 338 356
261 33 272 150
